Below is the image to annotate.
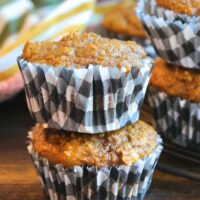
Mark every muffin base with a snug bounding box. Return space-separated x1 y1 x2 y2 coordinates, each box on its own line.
28 130 163 200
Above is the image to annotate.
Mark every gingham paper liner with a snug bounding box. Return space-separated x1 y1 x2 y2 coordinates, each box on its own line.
18 56 153 134
28 130 163 200
148 87 200 151
104 31 157 58
136 1 200 69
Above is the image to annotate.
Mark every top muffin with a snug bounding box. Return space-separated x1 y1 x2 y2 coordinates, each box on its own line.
150 58 200 103
102 2 146 38
22 32 147 72
156 0 200 16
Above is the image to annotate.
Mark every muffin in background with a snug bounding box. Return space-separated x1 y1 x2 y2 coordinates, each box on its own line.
156 0 200 16
102 1 156 58
18 32 153 134
148 58 200 151
28 120 163 200
102 1 146 39
136 0 200 69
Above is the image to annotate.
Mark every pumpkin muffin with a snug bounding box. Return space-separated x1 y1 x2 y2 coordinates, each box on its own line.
28 121 162 199
19 32 153 133
148 58 200 151
156 0 200 16
102 2 157 58
150 58 200 103
102 1 146 38
33 120 158 168
22 32 147 72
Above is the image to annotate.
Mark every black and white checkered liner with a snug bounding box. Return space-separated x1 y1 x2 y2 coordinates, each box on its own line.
28 131 163 200
148 87 200 151
18 57 153 134
136 1 200 69
104 31 157 59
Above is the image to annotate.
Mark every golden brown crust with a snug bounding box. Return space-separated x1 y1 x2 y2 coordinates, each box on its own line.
156 0 200 16
102 2 146 38
22 32 147 72
150 58 200 103
33 121 158 168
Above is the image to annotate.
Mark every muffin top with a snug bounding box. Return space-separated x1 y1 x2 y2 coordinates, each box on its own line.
33 120 158 168
102 2 146 38
156 0 200 16
150 58 200 103
22 32 147 72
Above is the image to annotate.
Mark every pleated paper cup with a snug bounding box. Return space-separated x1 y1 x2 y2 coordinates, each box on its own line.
136 1 200 69
18 56 153 134
104 30 157 59
27 130 163 200
148 87 200 151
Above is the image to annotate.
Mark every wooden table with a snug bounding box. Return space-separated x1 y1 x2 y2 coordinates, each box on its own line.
0 92 199 200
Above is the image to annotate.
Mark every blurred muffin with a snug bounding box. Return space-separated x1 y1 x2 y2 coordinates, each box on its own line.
102 1 156 58
19 32 153 133
150 58 200 102
156 0 200 16
148 58 200 150
102 1 146 39
136 0 200 69
28 120 163 199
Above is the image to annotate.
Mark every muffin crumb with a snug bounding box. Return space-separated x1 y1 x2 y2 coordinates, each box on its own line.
33 120 158 168
150 58 200 103
22 32 147 72
156 0 200 16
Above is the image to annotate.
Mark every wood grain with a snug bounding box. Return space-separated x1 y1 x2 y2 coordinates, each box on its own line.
0 92 199 200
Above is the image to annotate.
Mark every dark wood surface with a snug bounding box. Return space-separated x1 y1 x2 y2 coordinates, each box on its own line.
0 92 199 200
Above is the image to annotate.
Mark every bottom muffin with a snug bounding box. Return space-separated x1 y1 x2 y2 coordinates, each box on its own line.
28 121 162 200
149 58 200 151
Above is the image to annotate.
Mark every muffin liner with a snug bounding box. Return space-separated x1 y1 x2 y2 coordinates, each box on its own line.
148 87 200 151
136 1 200 69
17 56 153 134
27 130 163 200
104 30 157 58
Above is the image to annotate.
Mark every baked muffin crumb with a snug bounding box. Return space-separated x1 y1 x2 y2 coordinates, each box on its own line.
156 0 200 16
33 120 158 168
22 32 147 72
150 58 200 103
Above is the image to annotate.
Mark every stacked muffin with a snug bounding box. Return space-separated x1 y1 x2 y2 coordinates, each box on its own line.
18 32 162 199
137 0 200 151
102 1 156 58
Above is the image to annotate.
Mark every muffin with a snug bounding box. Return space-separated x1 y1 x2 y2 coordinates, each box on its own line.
148 58 200 151
156 0 200 16
136 0 200 69
18 32 153 133
102 2 146 39
28 120 163 200
102 1 156 58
